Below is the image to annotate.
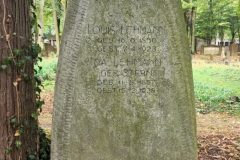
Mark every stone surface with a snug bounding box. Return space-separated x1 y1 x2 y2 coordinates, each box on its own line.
203 46 220 55
230 43 239 56
51 0 197 159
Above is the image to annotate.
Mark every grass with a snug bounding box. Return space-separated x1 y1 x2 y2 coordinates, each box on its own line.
193 64 240 115
193 64 240 95
37 57 240 115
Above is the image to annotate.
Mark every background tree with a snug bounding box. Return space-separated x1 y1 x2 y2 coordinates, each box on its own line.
183 0 240 48
34 0 66 56
52 0 61 55
182 0 197 53
37 0 45 50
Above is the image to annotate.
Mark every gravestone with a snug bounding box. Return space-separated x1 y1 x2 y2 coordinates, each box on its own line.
203 46 220 55
196 38 207 54
230 43 239 56
51 0 197 160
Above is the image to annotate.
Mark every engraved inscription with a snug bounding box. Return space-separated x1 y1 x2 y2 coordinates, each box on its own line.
83 24 166 96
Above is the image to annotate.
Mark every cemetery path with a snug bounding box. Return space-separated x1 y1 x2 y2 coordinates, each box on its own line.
39 91 240 159
39 92 54 131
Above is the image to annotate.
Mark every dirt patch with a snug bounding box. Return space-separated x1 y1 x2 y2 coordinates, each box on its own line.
197 113 240 138
198 135 240 160
197 113 240 159
39 92 54 130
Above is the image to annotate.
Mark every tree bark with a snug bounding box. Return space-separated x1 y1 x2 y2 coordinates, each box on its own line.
238 28 240 52
191 6 196 54
38 0 45 50
208 0 214 45
0 0 37 159
52 0 60 55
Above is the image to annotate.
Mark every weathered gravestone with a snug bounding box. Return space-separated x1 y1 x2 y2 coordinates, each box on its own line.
203 46 220 55
51 0 197 159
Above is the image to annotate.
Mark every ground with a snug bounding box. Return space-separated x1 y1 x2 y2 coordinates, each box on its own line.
38 55 240 159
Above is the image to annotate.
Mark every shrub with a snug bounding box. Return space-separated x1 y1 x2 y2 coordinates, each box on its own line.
35 58 57 81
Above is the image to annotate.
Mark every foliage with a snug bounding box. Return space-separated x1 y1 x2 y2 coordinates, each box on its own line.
36 58 58 81
194 82 233 104
183 0 240 42
34 58 57 91
27 128 51 160
181 0 195 10
38 128 51 160
34 0 65 36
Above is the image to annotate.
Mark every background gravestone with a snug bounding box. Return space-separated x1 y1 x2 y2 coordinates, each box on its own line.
51 0 197 159
203 46 220 55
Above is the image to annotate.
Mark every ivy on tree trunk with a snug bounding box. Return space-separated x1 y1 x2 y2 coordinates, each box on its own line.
0 0 39 159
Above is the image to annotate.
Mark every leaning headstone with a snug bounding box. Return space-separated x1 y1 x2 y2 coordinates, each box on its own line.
51 1 197 160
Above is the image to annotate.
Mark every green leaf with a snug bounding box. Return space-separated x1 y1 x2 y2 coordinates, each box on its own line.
1 65 8 70
31 112 39 120
15 140 22 149
5 147 12 154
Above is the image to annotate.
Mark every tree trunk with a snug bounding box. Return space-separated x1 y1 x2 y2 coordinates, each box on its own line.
191 6 196 54
238 28 240 52
51 0 197 159
62 0 68 23
38 0 45 50
219 27 224 56
0 0 37 159
32 0 39 43
208 0 214 45
231 31 235 43
52 0 60 55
